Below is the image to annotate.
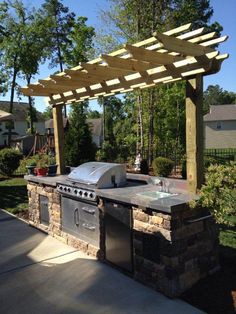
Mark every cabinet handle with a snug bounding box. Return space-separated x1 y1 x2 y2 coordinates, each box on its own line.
82 206 95 214
82 222 95 231
74 208 79 226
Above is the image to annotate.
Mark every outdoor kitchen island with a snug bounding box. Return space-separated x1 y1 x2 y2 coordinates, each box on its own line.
25 168 219 298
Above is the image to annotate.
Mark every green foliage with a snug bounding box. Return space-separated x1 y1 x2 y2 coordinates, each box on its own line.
192 163 236 226
87 109 101 119
64 102 96 166
0 148 23 176
96 140 114 162
203 85 236 114
152 157 174 177
42 106 53 120
62 16 95 67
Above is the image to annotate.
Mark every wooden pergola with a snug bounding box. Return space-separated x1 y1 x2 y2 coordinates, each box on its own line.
20 23 228 193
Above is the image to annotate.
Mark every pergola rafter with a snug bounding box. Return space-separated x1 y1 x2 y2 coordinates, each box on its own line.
20 23 228 106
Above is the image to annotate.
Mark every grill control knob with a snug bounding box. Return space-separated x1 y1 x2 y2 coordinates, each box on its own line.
79 190 83 196
84 191 88 197
64 187 67 192
59 186 63 190
74 189 77 194
68 188 71 193
89 193 94 199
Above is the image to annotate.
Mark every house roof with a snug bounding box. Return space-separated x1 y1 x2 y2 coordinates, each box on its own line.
45 118 68 129
204 104 236 121
0 101 45 121
87 118 103 136
0 110 14 121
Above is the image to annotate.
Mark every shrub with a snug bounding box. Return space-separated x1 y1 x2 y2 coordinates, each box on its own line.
0 148 23 176
152 157 174 177
191 162 236 226
140 159 149 174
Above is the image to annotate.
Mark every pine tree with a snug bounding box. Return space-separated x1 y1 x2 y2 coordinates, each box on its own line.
64 102 96 166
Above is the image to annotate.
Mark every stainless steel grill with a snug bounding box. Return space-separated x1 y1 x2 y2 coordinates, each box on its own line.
57 162 127 248
57 162 126 201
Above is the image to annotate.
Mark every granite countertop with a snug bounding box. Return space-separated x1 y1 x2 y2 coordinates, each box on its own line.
24 173 197 213
96 178 196 213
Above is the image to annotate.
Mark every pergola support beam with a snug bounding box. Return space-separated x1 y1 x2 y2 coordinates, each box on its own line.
186 75 204 193
52 104 65 174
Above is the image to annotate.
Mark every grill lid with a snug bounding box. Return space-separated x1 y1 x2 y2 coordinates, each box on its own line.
67 162 126 188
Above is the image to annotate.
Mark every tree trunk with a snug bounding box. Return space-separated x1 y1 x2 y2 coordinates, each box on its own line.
137 92 143 155
27 76 34 134
148 89 154 166
8 66 18 146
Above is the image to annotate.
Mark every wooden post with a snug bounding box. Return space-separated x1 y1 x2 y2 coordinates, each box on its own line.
52 104 65 174
186 74 204 193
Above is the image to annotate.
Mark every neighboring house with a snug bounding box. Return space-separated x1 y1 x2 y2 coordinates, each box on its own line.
204 104 236 149
45 117 103 147
0 101 45 147
45 118 69 134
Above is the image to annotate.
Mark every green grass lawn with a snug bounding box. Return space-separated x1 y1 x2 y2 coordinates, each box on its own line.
0 177 28 214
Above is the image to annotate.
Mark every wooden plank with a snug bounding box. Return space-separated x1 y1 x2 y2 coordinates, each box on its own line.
189 31 216 44
81 62 132 77
125 44 182 64
185 75 204 193
154 32 214 56
101 54 152 72
200 35 228 47
147 30 216 53
52 104 65 174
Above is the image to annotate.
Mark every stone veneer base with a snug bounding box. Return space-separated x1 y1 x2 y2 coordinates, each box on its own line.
27 181 219 298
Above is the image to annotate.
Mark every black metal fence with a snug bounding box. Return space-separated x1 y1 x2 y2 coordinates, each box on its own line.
204 148 236 163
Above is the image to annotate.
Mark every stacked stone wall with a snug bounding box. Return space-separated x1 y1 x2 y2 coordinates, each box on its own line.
27 182 99 258
132 206 219 297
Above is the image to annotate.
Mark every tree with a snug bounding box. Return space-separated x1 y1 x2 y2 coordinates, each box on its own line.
97 0 222 164
19 7 50 134
41 1 95 117
0 0 29 144
64 102 96 166
43 106 53 120
87 109 101 119
203 85 236 113
61 16 95 67
41 0 75 71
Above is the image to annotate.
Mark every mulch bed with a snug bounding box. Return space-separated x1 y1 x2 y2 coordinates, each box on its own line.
181 247 236 314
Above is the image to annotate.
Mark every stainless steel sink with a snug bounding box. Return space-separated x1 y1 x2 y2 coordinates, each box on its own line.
137 191 178 200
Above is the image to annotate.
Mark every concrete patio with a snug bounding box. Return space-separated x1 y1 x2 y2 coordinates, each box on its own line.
0 209 204 314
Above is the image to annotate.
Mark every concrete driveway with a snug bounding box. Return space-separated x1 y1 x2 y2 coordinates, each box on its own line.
0 209 204 314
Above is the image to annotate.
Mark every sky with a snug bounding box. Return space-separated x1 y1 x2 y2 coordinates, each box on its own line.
1 0 235 113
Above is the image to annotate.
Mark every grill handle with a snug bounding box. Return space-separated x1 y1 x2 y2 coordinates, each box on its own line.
82 206 96 214
82 222 96 231
74 208 79 226
185 214 212 224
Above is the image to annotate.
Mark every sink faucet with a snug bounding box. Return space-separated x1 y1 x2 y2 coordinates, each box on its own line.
160 179 169 193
